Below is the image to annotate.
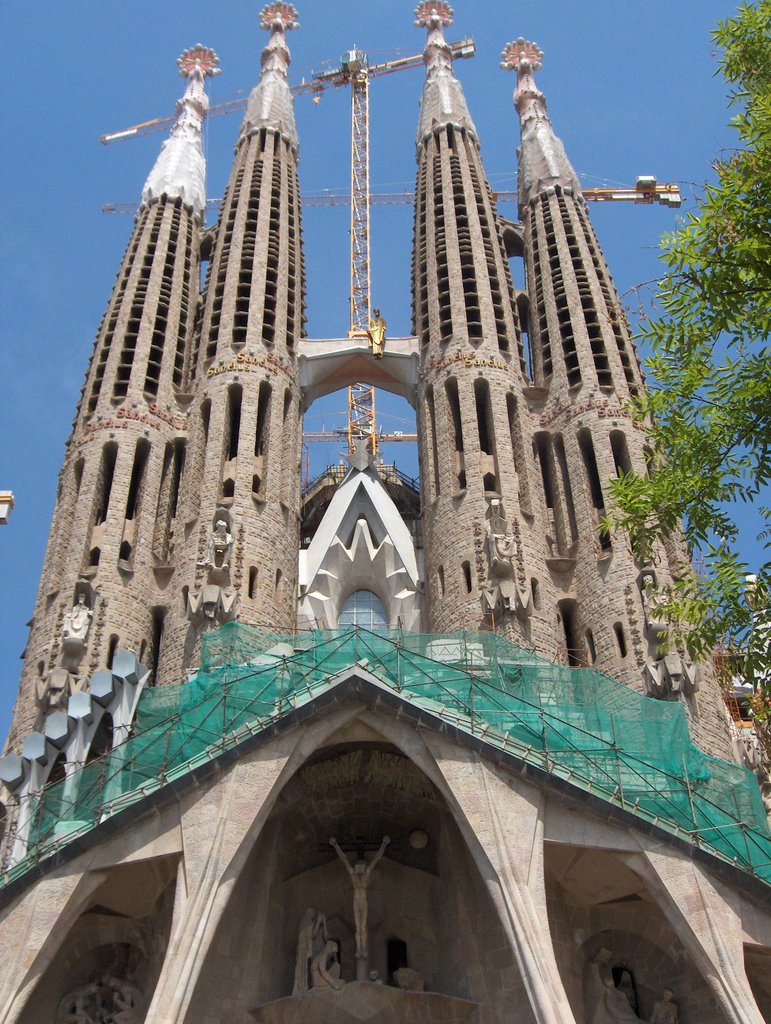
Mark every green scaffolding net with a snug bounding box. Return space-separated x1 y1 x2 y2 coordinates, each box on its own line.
11 625 771 887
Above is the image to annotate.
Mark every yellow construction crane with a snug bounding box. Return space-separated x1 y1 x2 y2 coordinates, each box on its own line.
307 39 476 458
297 177 683 208
302 427 418 443
103 179 682 217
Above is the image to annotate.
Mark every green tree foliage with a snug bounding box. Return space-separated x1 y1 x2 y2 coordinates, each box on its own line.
609 2 771 698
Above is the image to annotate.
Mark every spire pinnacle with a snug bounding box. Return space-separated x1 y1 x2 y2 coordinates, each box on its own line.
501 38 582 205
500 38 543 111
241 2 300 150
259 1 299 32
414 2 477 145
140 44 220 218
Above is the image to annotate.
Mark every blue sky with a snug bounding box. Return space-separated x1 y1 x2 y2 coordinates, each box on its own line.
0 0 749 740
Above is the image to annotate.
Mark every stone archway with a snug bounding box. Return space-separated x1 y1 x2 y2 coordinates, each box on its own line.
184 740 538 1023
18 856 177 1023
544 844 723 1023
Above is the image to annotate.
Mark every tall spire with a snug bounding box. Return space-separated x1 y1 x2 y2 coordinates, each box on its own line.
501 39 582 205
415 1 477 144
140 44 220 219
241 2 300 152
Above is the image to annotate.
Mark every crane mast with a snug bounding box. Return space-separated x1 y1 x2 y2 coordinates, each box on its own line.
344 53 375 456
344 52 371 339
311 40 475 457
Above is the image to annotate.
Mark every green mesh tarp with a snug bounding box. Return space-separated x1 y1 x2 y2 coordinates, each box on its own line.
16 625 771 887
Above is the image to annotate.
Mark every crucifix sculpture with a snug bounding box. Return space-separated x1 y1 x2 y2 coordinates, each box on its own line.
329 835 390 967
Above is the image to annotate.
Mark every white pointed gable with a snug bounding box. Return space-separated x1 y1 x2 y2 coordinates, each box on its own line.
298 462 423 631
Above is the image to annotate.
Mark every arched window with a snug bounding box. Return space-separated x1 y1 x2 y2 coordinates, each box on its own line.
338 590 388 630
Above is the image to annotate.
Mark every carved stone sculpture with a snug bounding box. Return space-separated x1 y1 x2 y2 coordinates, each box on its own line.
394 967 425 992
311 939 345 991
641 651 698 700
485 499 516 578
615 968 637 1012
189 512 240 630
598 976 645 1024
638 569 699 700
63 594 94 642
639 570 667 642
482 500 532 621
293 908 329 994
187 583 239 629
60 592 95 669
35 667 74 715
585 951 646 1024
104 975 143 1023
56 981 100 1024
55 974 144 1024
650 988 679 1024
203 519 234 572
330 835 389 961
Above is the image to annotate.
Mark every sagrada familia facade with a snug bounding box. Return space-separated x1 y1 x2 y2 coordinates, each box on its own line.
0 4 769 1023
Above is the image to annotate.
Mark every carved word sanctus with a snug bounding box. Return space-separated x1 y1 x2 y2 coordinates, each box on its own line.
421 352 512 377
69 405 189 457
206 350 296 380
539 397 644 429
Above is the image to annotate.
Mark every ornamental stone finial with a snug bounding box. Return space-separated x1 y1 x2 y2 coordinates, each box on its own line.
177 43 221 79
259 2 300 32
500 38 545 114
413 1 454 29
500 38 544 74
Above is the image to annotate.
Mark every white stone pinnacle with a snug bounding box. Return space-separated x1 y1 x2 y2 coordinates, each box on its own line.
242 3 300 152
501 39 583 204
415 0 477 145
140 45 220 219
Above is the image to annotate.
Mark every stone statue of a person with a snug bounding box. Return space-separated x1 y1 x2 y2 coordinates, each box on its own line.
293 908 328 994
330 835 389 960
56 981 100 1024
616 969 637 1012
650 989 679 1024
310 939 345 991
598 973 645 1023
63 594 93 642
367 309 387 359
206 520 233 571
103 975 143 1023
485 499 516 577
585 952 646 1024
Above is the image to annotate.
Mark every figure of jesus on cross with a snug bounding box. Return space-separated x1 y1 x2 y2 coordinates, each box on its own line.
329 835 390 961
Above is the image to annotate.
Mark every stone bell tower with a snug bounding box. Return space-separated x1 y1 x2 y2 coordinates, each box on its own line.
6 45 219 748
158 3 306 682
501 39 732 754
413 2 541 647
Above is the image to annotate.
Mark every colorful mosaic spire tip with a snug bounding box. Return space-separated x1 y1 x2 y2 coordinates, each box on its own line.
413 1 454 29
260 2 300 31
500 38 544 73
177 44 221 79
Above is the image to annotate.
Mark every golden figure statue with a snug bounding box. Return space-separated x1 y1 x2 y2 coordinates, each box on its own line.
367 308 386 358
